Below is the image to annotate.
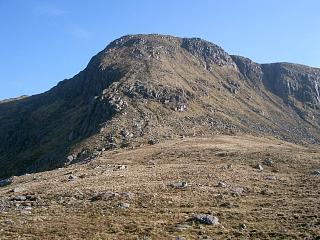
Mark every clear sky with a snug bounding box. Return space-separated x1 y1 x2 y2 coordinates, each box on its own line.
1 0 319 100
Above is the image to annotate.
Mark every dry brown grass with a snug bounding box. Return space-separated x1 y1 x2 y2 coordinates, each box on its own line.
0 135 319 239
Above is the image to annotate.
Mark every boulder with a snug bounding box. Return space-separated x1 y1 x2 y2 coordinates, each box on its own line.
190 214 219 225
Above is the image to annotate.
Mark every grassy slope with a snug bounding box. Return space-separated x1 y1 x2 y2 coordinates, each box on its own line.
0 135 319 239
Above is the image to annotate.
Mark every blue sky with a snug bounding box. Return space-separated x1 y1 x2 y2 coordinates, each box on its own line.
0 0 319 100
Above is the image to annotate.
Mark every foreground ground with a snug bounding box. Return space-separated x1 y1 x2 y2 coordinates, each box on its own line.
0 135 319 239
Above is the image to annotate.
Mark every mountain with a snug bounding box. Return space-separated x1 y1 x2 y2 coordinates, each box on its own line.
1 34 320 179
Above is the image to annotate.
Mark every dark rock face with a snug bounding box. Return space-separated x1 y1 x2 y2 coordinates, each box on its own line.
262 63 320 107
182 38 237 70
0 178 12 187
232 56 320 108
231 55 263 85
0 64 124 178
0 34 320 179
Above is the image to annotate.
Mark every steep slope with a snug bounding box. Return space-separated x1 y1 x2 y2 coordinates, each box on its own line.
1 34 320 179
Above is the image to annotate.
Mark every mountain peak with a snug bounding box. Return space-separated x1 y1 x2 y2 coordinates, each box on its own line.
1 34 320 179
95 34 237 70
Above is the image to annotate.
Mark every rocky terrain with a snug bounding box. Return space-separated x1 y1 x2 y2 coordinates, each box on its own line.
0 34 320 239
0 135 319 239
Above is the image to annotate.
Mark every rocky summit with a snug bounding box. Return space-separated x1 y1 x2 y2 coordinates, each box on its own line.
0 34 320 239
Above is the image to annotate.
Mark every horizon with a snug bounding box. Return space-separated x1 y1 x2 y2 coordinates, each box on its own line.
1 0 319 100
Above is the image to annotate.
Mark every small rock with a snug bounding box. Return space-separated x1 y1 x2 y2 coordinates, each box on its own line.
311 170 320 176
68 175 78 180
239 223 247 230
3 219 14 225
263 158 273 166
11 195 27 201
26 195 38 201
10 187 25 193
148 139 157 145
115 165 127 171
254 164 263 171
175 237 186 240
20 210 31 214
169 181 188 189
118 202 130 209
266 176 276 181
67 155 74 162
142 236 151 240
217 181 227 188
191 214 219 225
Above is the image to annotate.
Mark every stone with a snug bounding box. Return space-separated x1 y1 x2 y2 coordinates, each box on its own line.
266 175 276 180
311 170 320 176
26 195 38 201
239 223 247 230
176 104 187 112
118 202 130 209
255 164 263 171
142 236 151 240
175 237 186 240
11 195 27 201
67 155 74 162
217 181 227 188
115 165 127 171
10 187 25 193
169 181 188 189
68 175 78 180
191 214 219 225
20 210 31 214
3 219 14 225
263 158 274 166
147 139 157 145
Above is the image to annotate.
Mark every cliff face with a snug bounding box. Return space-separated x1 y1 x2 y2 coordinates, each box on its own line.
1 34 320 179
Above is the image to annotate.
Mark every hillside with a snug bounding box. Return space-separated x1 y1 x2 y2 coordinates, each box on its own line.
1 34 320 179
0 135 319 239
